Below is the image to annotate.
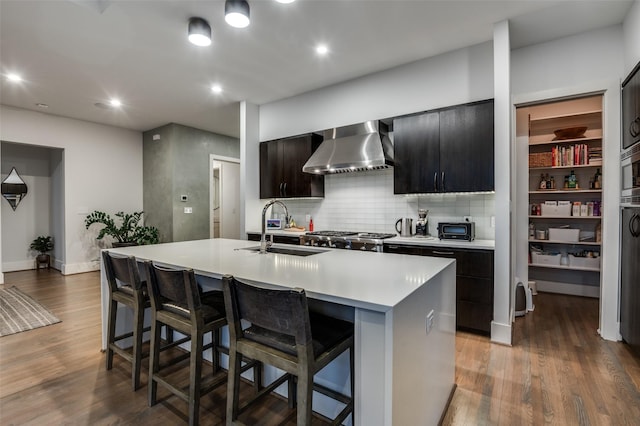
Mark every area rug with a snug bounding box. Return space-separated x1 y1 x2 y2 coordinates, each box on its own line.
0 286 61 337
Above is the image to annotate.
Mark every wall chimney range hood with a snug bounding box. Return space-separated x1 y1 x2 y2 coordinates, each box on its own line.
302 120 393 174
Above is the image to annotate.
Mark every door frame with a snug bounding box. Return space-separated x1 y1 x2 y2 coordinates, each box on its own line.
209 154 240 239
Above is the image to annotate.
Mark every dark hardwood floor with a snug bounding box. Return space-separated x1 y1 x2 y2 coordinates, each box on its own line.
1 269 639 425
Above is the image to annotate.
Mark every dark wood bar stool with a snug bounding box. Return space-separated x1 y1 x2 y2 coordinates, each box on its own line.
222 275 355 426
144 262 258 426
102 251 151 391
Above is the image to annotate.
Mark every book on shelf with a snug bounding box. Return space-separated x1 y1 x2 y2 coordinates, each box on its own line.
551 143 590 167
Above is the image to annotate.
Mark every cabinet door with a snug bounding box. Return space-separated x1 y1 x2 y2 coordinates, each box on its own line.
622 63 640 150
260 141 283 199
456 249 494 278
439 100 494 192
393 112 440 194
281 134 324 198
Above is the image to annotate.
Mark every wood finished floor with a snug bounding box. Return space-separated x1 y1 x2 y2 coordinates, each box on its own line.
1 269 639 425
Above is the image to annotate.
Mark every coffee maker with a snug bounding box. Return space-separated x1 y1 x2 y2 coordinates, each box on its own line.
415 209 429 236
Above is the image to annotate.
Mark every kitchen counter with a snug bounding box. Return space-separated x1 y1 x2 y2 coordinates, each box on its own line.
386 235 495 250
246 229 306 237
101 238 456 425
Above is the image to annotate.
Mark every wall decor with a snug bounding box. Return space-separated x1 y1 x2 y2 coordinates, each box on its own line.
1 167 28 211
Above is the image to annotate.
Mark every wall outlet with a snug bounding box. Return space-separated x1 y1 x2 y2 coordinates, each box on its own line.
184 207 192 214
305 214 311 222
464 216 473 222
426 310 435 334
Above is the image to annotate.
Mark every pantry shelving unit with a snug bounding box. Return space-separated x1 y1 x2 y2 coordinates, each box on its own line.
527 95 603 294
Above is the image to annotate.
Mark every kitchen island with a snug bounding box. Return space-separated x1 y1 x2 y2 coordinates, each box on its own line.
101 238 456 425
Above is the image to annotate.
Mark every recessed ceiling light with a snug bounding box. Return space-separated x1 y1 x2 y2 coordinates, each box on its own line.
7 73 22 82
109 99 122 107
275 0 295 3
315 44 329 55
211 84 223 94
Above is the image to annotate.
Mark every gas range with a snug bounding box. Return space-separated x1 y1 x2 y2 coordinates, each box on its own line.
299 230 395 252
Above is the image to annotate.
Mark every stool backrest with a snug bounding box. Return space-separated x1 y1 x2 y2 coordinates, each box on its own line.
102 251 143 292
144 261 203 321
222 275 312 347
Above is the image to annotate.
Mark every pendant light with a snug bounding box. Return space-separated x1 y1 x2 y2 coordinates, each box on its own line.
225 0 250 28
188 17 212 46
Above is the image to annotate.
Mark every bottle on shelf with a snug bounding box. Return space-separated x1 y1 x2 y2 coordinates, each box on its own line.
568 170 577 189
594 168 601 189
529 222 535 238
540 173 547 189
564 175 569 189
596 222 602 242
550 175 555 189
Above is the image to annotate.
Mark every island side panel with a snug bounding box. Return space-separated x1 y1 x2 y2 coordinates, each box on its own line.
391 261 456 425
354 307 389 425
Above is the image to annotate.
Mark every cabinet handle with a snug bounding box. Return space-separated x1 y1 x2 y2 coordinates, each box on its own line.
631 213 640 238
441 171 445 192
631 117 640 138
283 182 287 197
388 245 399 249
434 172 438 192
432 250 455 255
279 182 284 197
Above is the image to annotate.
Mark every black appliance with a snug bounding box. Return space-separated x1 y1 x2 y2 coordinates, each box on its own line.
299 230 395 252
622 61 640 150
437 222 476 241
620 208 640 357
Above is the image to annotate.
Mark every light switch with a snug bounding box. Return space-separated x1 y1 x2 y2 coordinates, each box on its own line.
184 207 192 214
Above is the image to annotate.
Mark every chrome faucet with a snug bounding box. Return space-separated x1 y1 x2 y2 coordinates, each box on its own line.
260 200 289 254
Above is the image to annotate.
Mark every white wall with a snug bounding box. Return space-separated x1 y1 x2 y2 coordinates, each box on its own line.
511 25 625 341
623 0 640 75
0 105 143 274
1 143 54 271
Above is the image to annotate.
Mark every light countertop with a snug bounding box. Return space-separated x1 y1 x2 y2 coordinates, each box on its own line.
107 238 454 313
246 229 306 237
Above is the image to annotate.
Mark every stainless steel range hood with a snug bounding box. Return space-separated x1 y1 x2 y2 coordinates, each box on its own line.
302 120 393 174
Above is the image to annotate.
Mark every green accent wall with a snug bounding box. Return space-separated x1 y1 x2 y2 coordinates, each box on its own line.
143 123 239 242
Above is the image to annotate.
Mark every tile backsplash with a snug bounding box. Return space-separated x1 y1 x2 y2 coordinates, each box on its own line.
269 168 495 240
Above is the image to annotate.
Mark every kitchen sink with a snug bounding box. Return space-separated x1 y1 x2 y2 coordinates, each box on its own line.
241 245 328 257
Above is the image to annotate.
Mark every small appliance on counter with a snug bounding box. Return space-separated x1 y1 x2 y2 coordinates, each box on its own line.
437 221 476 241
415 209 429 236
395 218 414 237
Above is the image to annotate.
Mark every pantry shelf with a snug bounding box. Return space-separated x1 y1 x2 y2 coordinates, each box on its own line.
529 263 600 272
528 215 601 220
528 239 601 246
529 189 602 194
529 164 601 171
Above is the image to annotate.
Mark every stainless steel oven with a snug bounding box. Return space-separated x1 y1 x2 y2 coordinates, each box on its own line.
621 141 640 206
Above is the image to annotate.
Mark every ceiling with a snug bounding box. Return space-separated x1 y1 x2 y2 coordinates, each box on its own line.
0 0 633 139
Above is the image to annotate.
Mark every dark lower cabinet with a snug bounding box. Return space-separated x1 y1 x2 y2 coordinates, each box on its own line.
260 133 324 199
247 233 301 245
384 243 494 334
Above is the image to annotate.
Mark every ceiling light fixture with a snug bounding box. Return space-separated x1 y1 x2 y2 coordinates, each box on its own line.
188 17 212 46
316 44 329 55
7 73 22 82
225 0 250 28
211 84 223 94
109 99 122 107
275 0 296 3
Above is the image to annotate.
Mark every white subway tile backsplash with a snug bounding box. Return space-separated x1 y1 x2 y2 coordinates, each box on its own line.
276 168 495 238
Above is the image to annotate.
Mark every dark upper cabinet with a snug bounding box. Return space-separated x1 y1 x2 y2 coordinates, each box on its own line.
260 133 324 199
394 99 494 194
393 111 440 194
622 61 640 150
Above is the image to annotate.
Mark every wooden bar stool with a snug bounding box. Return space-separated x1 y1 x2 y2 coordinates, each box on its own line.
222 275 354 426
144 262 259 426
102 251 150 391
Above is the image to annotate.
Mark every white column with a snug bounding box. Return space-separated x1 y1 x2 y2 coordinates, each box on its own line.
240 101 261 239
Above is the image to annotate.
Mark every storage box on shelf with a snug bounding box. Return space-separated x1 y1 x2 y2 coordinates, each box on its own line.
531 252 561 266
568 254 600 270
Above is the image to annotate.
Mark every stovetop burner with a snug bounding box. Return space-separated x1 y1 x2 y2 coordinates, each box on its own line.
356 232 395 239
306 230 359 237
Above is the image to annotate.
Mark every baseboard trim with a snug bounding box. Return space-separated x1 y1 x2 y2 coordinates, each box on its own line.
490 321 512 346
3 259 38 272
535 280 599 298
61 261 100 275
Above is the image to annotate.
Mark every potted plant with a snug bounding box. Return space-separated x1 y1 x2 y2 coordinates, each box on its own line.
30 235 54 267
85 211 159 247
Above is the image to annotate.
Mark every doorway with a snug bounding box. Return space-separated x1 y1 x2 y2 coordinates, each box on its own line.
210 156 240 239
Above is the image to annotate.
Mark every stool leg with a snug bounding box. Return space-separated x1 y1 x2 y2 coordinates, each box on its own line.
189 330 203 426
350 344 355 423
212 328 220 374
105 299 117 370
148 316 162 406
297 368 313 426
131 301 144 391
226 346 242 422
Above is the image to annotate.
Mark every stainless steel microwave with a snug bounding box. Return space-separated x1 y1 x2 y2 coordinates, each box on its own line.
438 222 476 241
621 142 640 207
